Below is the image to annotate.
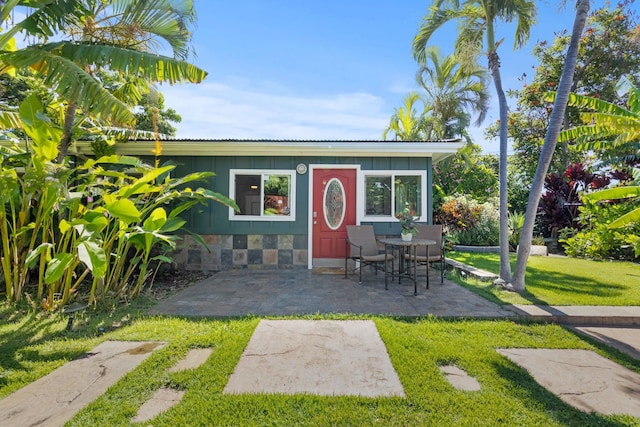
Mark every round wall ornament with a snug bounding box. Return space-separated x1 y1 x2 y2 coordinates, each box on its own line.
296 163 307 174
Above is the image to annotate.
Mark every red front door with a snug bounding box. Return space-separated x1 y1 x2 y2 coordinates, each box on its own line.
312 168 357 259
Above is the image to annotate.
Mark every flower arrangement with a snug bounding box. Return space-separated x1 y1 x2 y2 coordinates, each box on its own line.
395 208 418 235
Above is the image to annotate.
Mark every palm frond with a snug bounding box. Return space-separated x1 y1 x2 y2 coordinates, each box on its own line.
1 47 135 125
55 42 207 84
506 0 536 48
0 110 22 130
413 6 461 64
0 0 87 48
617 75 640 113
558 124 615 143
115 0 196 60
557 92 635 117
608 208 640 228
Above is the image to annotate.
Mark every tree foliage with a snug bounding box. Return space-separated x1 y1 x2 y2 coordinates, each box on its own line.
383 92 433 140
413 0 536 283
134 93 182 136
507 2 640 179
433 143 498 203
0 1 206 160
415 48 489 140
0 95 237 307
511 0 590 292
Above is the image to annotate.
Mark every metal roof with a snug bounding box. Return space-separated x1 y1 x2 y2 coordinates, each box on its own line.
70 138 464 162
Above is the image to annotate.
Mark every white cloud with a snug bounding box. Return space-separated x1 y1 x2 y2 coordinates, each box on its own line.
159 80 390 140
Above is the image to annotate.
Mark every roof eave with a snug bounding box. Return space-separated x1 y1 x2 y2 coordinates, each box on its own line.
70 140 464 162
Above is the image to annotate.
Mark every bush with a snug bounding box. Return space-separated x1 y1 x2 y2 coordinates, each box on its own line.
0 95 238 308
538 163 616 237
438 195 499 246
508 211 525 249
560 198 640 260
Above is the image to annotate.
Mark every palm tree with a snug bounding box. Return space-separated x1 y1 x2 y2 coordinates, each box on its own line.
413 0 536 283
416 47 489 140
0 1 206 161
511 0 591 291
383 92 434 140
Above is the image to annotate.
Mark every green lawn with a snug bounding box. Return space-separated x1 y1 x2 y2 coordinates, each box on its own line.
446 252 640 306
1 305 639 426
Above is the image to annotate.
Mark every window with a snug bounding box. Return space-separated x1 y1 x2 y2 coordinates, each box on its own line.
362 171 426 221
230 170 295 221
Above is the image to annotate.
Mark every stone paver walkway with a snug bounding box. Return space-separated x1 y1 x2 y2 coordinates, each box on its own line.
148 269 513 318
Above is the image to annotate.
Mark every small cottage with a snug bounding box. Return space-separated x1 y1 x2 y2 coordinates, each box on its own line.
76 139 462 271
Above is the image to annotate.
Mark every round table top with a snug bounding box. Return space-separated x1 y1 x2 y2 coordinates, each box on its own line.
378 238 436 246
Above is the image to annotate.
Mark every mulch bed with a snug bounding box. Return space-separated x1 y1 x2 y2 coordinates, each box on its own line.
143 270 216 301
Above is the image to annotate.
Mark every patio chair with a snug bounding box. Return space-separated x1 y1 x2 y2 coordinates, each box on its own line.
405 224 446 286
345 225 393 284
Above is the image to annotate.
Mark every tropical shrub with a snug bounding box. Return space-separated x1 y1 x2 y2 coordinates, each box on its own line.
433 144 498 203
508 211 525 249
0 96 237 308
538 163 613 237
560 197 640 260
438 195 499 246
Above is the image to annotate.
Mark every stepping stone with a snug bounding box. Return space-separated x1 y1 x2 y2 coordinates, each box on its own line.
131 387 185 423
130 348 212 423
439 365 481 391
498 348 640 417
571 326 640 360
0 341 165 427
224 319 405 397
169 348 213 372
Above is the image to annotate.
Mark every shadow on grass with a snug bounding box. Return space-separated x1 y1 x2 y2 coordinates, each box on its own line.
524 265 627 297
448 252 636 305
0 300 146 394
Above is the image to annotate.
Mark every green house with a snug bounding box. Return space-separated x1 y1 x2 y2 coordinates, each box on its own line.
75 139 462 271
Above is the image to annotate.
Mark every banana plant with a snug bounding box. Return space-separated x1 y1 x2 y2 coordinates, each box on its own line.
555 75 640 231
1 94 238 308
0 95 68 303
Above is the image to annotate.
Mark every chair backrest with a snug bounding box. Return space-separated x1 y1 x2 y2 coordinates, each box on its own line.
414 224 443 258
346 225 379 256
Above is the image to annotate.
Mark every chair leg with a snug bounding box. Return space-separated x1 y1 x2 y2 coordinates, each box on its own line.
345 256 348 279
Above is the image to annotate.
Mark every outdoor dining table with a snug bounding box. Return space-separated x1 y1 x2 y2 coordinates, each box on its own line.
379 238 437 296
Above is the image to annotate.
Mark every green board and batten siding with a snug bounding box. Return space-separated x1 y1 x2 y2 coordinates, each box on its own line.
67 139 460 270
166 155 433 236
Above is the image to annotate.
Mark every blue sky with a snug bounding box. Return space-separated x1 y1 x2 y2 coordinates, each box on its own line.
160 0 615 153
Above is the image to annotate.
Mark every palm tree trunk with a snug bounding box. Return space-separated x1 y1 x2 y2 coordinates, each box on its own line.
57 102 77 163
511 0 590 292
488 50 512 283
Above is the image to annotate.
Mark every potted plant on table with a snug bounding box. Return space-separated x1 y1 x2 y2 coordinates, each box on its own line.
396 208 418 241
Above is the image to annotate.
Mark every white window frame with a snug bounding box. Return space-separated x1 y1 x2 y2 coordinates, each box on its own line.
229 169 296 221
357 170 427 223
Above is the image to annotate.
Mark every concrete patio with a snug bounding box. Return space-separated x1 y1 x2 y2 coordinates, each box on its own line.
148 268 514 318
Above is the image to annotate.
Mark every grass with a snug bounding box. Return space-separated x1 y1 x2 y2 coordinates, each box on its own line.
446 252 640 306
1 304 639 426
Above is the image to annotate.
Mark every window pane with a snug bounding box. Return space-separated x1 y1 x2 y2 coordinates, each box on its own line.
365 176 391 216
235 174 262 215
395 175 421 217
263 175 290 216
324 178 345 229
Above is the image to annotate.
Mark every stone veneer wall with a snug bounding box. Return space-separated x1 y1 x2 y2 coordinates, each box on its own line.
172 234 308 271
